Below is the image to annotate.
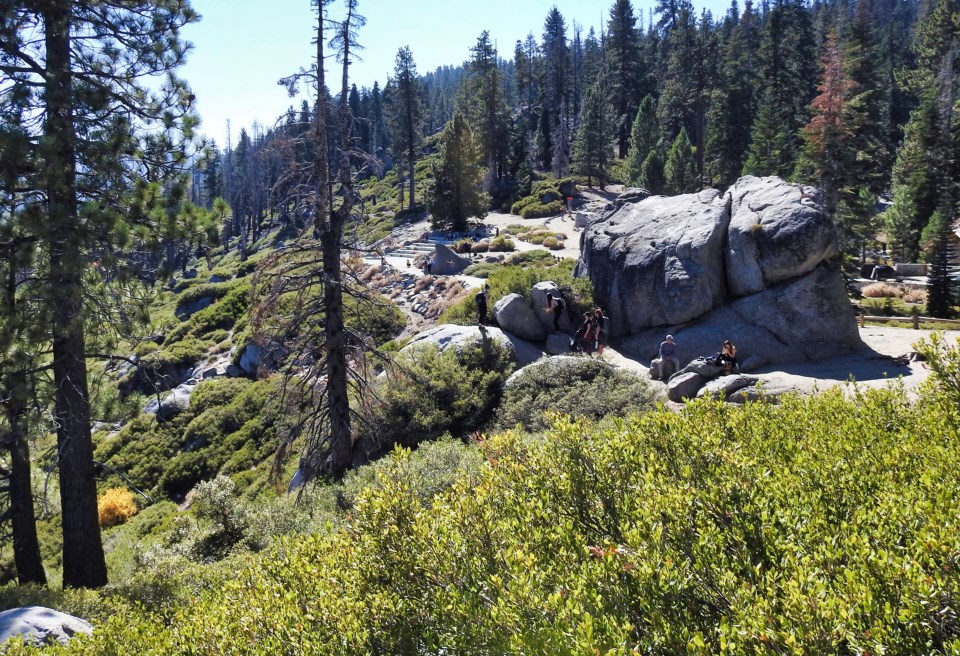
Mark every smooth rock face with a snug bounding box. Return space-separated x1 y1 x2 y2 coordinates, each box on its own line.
697 374 760 399
577 189 727 335
431 243 471 276
725 176 836 296
239 343 261 376
667 371 707 402
494 293 546 342
0 606 92 647
175 296 214 320
402 324 543 367
545 332 573 355
619 265 861 370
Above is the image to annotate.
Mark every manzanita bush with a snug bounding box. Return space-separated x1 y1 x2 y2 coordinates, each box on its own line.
7 337 960 654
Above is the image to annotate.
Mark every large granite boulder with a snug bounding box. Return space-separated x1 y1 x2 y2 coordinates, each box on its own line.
583 176 861 374
0 607 92 647
431 243 471 276
545 332 573 355
494 293 546 342
402 324 543 367
577 189 728 335
620 264 862 370
725 176 837 296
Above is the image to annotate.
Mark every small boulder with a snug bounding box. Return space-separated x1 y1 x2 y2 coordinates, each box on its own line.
175 296 214 320
696 374 760 399
667 371 707 402
678 358 725 379
208 274 229 283
0 606 92 647
494 294 546 342
145 384 194 422
402 324 543 367
183 268 198 280
239 343 261 376
545 332 573 355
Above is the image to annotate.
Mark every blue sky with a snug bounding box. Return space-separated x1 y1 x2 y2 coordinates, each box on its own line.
180 0 733 147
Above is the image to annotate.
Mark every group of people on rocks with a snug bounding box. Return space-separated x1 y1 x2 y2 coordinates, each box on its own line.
653 334 738 381
476 285 738 375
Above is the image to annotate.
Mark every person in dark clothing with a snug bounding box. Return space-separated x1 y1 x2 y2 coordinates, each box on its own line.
475 284 490 325
592 308 607 356
571 312 594 353
545 292 566 333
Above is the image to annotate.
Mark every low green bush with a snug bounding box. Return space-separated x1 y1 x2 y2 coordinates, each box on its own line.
440 259 592 326
488 236 515 252
495 358 663 432
21 350 960 653
360 342 513 450
462 262 500 278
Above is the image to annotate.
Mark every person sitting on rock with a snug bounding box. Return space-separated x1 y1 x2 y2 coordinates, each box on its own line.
655 334 679 380
719 340 738 374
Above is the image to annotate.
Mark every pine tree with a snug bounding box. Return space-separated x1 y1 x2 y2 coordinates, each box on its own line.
664 128 699 193
430 113 486 232
604 0 645 158
925 210 956 317
625 95 659 186
459 32 510 189
573 83 613 187
542 7 570 175
0 0 198 588
705 0 760 188
385 46 425 210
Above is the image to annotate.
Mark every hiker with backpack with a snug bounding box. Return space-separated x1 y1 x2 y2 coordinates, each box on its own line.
545 292 566 333
592 308 608 356
475 284 490 325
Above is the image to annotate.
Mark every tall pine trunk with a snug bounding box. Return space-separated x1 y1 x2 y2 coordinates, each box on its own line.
43 3 108 589
5 397 47 586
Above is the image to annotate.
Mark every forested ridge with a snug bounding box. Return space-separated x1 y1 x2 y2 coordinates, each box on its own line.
2 0 960 652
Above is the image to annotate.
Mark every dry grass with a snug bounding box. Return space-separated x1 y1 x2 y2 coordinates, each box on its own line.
862 282 926 304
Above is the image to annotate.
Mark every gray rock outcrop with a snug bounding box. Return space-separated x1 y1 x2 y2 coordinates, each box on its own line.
545 332 572 355
494 294 546 342
402 324 543 367
577 188 727 334
725 176 836 296
0 607 92 647
580 176 862 374
430 243 471 276
238 343 261 376
667 372 707 402
145 383 195 422
697 374 760 399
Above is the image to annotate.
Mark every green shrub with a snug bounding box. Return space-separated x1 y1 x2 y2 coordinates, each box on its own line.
440 259 592 326
462 262 500 278
505 249 555 266
542 236 562 249
470 240 489 253
360 342 513 449
174 281 238 313
488 236 515 252
26 364 960 654
495 358 663 432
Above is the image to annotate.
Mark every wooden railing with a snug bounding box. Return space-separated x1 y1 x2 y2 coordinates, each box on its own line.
859 314 960 328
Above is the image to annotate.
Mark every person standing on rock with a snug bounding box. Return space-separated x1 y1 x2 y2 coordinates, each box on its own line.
545 292 566 333
592 308 607 356
475 284 490 325
657 334 679 380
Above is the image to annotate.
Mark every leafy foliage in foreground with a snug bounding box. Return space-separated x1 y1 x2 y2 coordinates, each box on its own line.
11 333 960 654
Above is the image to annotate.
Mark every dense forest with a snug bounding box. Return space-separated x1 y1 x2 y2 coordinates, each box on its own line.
1 0 960 651
205 0 958 272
